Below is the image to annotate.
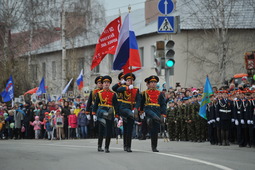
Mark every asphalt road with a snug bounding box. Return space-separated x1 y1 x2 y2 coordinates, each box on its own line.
0 138 254 170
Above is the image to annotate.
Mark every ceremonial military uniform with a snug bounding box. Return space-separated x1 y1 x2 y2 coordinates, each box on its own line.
141 75 166 152
93 76 119 153
112 72 124 140
216 91 233 146
206 98 217 145
249 96 255 147
86 76 103 138
233 92 246 147
117 73 140 152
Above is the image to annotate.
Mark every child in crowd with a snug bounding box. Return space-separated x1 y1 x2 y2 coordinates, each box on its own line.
68 109 77 139
54 109 64 140
30 116 44 139
7 110 14 139
78 109 88 139
45 117 52 140
0 115 5 139
49 110 56 140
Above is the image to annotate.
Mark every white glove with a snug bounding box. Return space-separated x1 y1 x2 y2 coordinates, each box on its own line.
93 115 97 122
121 80 126 84
140 113 145 119
247 120 251 125
132 110 134 113
86 115 91 120
251 120 254 124
207 121 211 124
211 119 215 123
129 85 133 89
241 119 245 124
216 117 220 122
231 118 235 122
235 120 239 126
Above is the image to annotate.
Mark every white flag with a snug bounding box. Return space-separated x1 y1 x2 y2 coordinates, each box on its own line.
62 78 73 94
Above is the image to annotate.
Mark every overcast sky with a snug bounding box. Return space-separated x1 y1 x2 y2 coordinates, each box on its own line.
99 0 145 16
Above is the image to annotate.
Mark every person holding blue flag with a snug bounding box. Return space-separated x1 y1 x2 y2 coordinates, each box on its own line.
36 78 46 96
1 76 14 102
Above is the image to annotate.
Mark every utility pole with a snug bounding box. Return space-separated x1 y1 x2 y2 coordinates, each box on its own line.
61 0 67 91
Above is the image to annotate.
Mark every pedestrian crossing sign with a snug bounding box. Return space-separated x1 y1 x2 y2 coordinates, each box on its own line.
158 16 175 33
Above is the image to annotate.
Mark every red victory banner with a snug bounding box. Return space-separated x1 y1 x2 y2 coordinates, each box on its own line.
91 16 121 70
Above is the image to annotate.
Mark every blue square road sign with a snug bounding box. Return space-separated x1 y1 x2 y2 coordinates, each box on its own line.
158 16 175 33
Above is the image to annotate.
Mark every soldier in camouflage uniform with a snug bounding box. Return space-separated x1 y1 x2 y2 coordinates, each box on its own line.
188 97 197 142
179 99 187 141
193 95 201 142
175 100 182 141
166 100 177 141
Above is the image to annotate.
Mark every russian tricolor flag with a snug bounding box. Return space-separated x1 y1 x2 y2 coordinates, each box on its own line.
113 14 141 73
76 69 84 90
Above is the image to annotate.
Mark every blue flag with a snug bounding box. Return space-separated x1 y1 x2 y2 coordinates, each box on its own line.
199 76 214 120
0 75 14 102
47 94 51 102
36 78 46 96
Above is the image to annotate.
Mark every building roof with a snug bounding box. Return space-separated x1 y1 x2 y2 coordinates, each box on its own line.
23 0 255 56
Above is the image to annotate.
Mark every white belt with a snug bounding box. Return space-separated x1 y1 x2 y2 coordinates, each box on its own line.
219 109 231 113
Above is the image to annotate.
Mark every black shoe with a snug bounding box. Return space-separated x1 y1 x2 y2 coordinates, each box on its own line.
124 146 127 151
105 148 110 153
98 147 104 152
126 147 132 152
152 148 159 152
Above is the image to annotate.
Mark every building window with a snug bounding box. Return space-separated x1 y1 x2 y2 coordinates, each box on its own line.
31 64 38 81
109 54 114 71
52 61 56 80
78 58 85 73
139 47 144 67
42 62 46 78
151 45 156 67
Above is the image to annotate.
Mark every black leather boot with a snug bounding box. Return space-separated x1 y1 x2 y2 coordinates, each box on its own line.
151 135 159 152
98 136 104 152
126 135 132 152
105 137 111 153
123 133 127 151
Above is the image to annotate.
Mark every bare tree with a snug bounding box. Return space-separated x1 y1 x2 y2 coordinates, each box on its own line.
181 0 255 86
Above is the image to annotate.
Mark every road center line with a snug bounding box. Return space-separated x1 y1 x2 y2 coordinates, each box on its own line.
21 142 234 170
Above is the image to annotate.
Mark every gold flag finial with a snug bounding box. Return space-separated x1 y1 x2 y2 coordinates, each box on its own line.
128 4 131 13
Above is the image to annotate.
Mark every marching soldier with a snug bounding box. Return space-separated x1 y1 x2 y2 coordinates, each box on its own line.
86 76 103 138
92 75 119 153
117 73 140 152
112 72 125 140
139 77 150 140
141 75 166 152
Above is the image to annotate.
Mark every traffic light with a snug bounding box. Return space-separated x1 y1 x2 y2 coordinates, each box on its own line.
153 41 165 76
165 40 175 74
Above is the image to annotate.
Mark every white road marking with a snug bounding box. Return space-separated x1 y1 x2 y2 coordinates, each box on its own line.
19 142 234 170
